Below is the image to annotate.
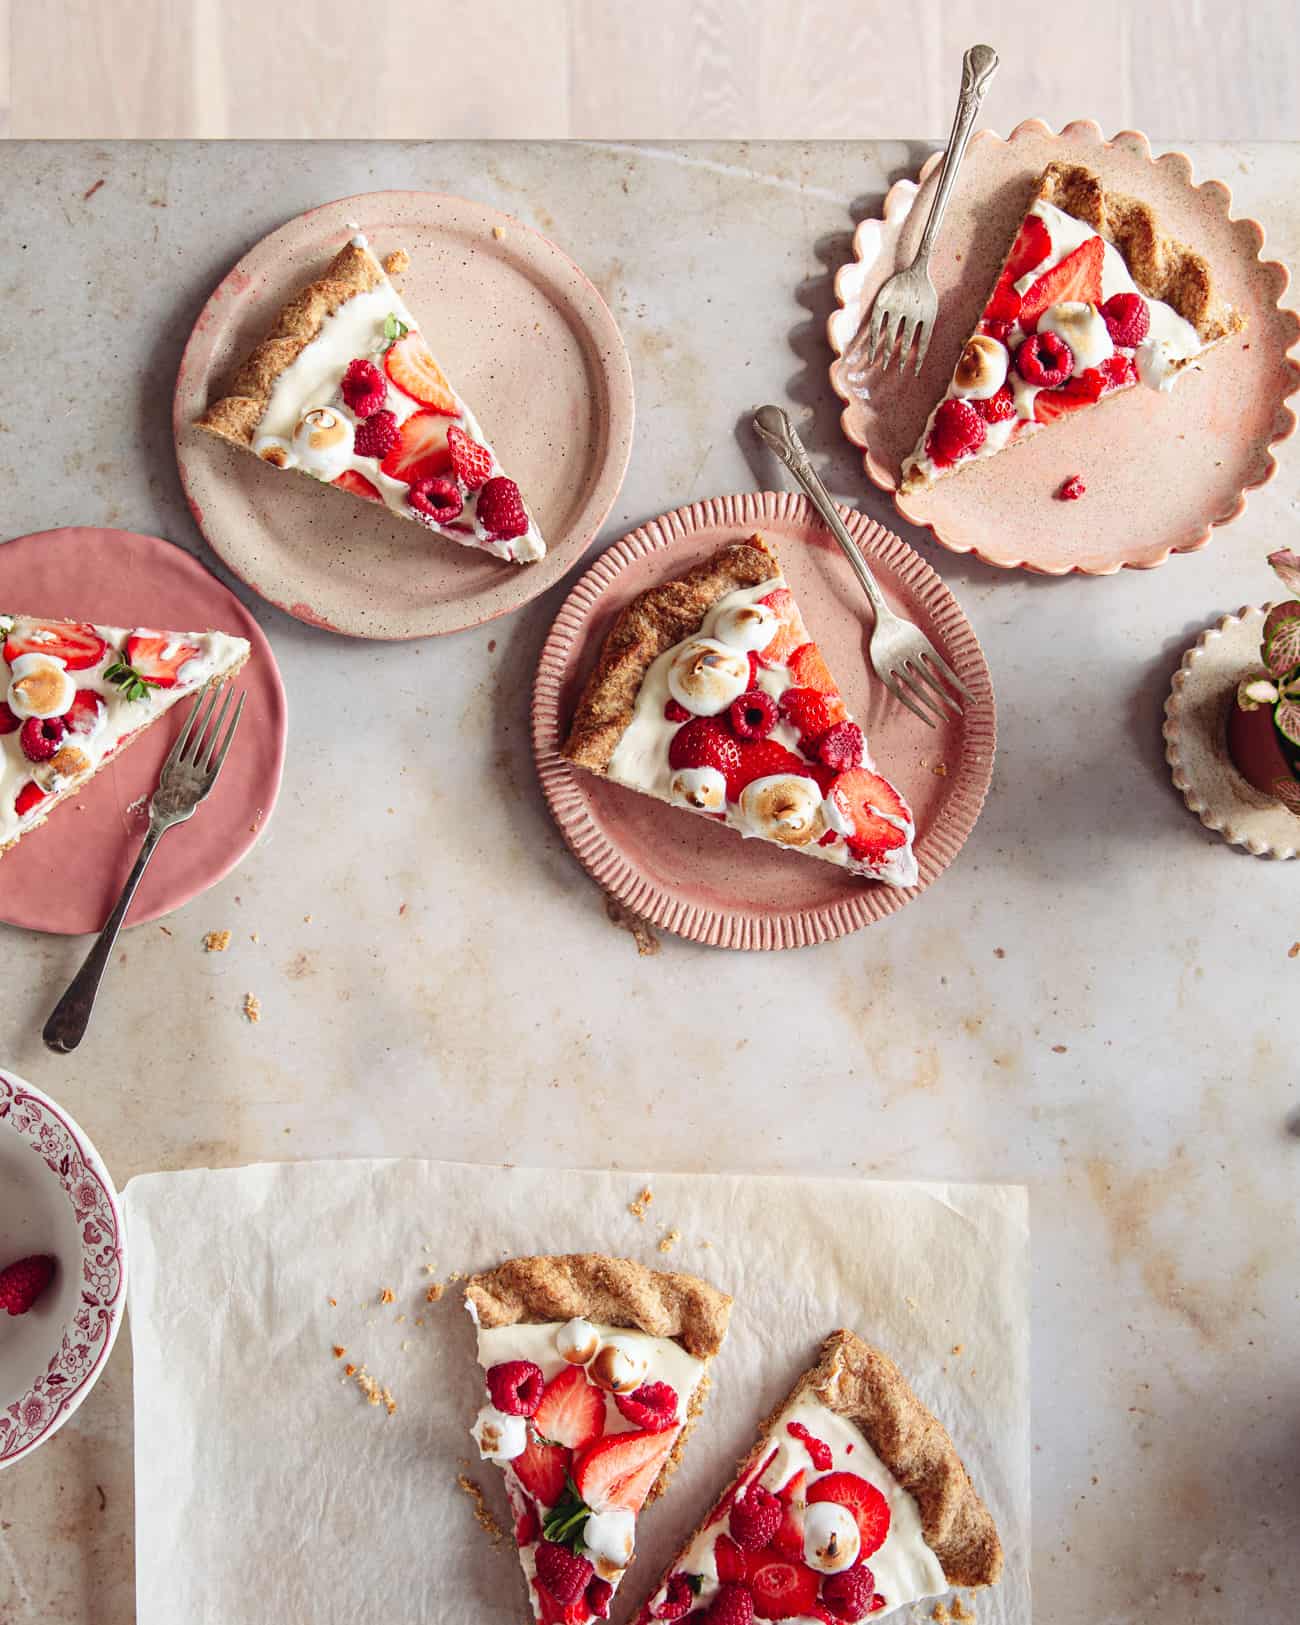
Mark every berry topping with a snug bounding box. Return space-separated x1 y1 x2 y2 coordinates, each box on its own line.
13 782 46 819
586 1578 614 1619
729 1485 784 1552
651 1574 698 1620
64 690 107 738
3 620 106 672
787 643 840 696
1098 353 1138 391
973 384 1017 424
1033 366 1106 424
341 358 387 417
755 588 809 668
516 1503 541 1547
20 715 65 762
728 688 779 740
748 1555 821 1621
384 331 459 414
535 1541 595 1606
1015 331 1074 387
123 632 202 689
512 1433 571 1507
926 398 986 467
980 318 1014 343
714 1534 750 1583
381 408 454 483
486 1359 545 1416
779 686 847 748
786 1420 834 1471
573 1427 677 1515
1100 291 1151 348
0 702 19 734
707 1446 780 1530
733 739 815 797
477 476 531 541
806 1474 891 1560
981 281 1022 326
353 408 399 460
1018 235 1104 333
821 1566 877 1622
668 718 744 801
447 423 495 490
332 469 383 502
664 699 692 723
534 1364 607 1451
407 475 464 524
1057 474 1087 501
0 1254 56 1316
1004 212 1052 282
828 769 912 868
706 1583 756 1625
614 1381 679 1433
773 1471 807 1557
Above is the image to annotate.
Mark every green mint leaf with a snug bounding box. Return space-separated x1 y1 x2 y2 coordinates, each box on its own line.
541 1481 592 1554
383 313 409 344
104 658 159 704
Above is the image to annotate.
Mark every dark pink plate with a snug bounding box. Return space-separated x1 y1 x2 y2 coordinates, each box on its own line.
533 492 996 950
0 528 286 935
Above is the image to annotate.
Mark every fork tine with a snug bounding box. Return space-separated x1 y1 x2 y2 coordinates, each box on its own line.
179 684 223 765
895 315 916 373
167 689 208 765
912 318 931 375
906 658 963 718
920 646 973 701
879 311 903 373
893 664 948 727
198 685 236 773
879 666 937 729
865 296 889 368
205 692 245 782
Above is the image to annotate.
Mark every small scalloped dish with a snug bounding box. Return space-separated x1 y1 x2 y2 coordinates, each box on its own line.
829 120 1300 576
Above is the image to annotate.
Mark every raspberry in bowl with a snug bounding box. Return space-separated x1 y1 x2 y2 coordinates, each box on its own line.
0 1069 125 1469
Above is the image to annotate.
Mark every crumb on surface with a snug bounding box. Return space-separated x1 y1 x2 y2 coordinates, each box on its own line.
304 914 313 924
951 1343 964 1356
328 1297 337 1307
158 925 173 937
604 893 660 956
951 1600 975 1622
448 1270 463 1283
346 1361 397 1415
242 993 261 1023
204 930 232 952
250 932 260 943
491 225 506 241
379 1287 395 1305
931 761 948 777
1051 1044 1068 1054
1289 942 1300 959
629 1186 654 1221
658 1227 681 1254
426 1282 445 1303
457 1473 505 1543
904 1295 919 1312
993 947 1006 959
332 1345 346 1358
383 248 411 275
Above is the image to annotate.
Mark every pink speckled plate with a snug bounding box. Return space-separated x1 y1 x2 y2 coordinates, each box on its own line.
533 493 995 950
175 191 634 638
0 528 286 935
829 121 1300 575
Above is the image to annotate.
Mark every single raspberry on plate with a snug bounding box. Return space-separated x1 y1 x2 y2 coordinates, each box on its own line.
20 715 65 763
447 423 494 490
816 721 864 773
668 718 743 800
586 1578 614 1619
0 1254 56 1316
707 1583 756 1625
652 1575 697 1620
477 475 530 540
408 475 464 524
973 385 1017 424
664 699 692 723
614 1381 679 1432
0 701 19 734
729 1485 783 1551
535 1541 595 1606
354 409 399 460
341 358 387 417
1057 475 1087 501
486 1359 545 1416
728 689 778 740
821 1565 877 1623
1100 291 1150 348
1016 331 1074 387
926 398 985 467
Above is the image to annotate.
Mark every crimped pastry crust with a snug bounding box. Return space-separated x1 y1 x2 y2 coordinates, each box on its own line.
195 241 387 448
562 535 781 773
640 1329 1002 1614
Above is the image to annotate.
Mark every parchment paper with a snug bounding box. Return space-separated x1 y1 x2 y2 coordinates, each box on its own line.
124 1161 1029 1623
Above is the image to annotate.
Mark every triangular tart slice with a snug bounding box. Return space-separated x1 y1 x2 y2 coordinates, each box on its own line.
901 160 1245 493
634 1330 1002 1625
563 533 918 887
0 614 250 856
197 233 546 563
465 1254 732 1625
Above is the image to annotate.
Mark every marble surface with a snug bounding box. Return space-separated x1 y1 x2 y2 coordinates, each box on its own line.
0 140 1297 1624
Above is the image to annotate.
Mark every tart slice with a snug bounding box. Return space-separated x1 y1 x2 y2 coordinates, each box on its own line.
901 160 1245 493
635 1330 1002 1625
563 533 918 887
0 614 250 856
196 233 546 564
465 1254 733 1625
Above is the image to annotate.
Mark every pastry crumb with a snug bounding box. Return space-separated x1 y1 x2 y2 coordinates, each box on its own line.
379 1287 395 1305
448 1270 464 1282
332 1345 346 1358
328 1296 337 1307
951 1343 964 1356
383 248 411 275
604 892 660 955
304 914 313 924
158 924 173 937
1051 1044 1068 1054
993 947 1006 959
250 932 260 944
491 225 506 241
629 1186 654 1221
932 1606 951 1623
1289 941 1299 959
904 1295 919 1311
951 1600 975 1622
931 761 948 777
457 1473 505 1543
204 930 231 952
426 1282 445 1303
658 1227 681 1254
345 1360 397 1414
242 993 261 1023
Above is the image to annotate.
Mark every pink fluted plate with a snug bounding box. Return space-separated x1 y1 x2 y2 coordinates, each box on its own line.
533 493 996 951
829 121 1300 575
0 528 286 935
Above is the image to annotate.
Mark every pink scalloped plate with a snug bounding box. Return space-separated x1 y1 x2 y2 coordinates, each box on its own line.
175 191 634 639
533 493 995 950
829 121 1300 575
0 1070 126 1470
0 528 287 935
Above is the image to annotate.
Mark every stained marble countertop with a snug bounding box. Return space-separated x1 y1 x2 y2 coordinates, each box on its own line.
0 140 1297 1624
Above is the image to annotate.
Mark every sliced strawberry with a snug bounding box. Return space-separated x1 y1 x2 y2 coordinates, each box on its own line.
707 1446 780 1529
124 632 202 689
787 643 838 695
1033 366 1107 425
1097 354 1138 392
14 781 46 818
511 1432 571 1509
779 686 847 748
756 589 809 668
748 1555 821 1620
385 331 459 414
533 1364 606 1452
447 423 494 490
733 740 815 797
806 1472 891 1560
1004 212 1052 283
714 1534 750 1583
668 717 744 802
332 469 383 503
3 620 106 672
1017 235 1104 333
773 1469 806 1557
573 1427 678 1515
516 1502 541 1547
534 1578 593 1625
829 769 912 867
0 702 19 735
380 409 455 484
64 689 106 737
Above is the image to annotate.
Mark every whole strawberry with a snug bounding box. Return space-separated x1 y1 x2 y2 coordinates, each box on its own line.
0 1254 56 1316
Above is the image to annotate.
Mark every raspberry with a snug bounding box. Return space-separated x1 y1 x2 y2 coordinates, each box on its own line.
20 715 65 763
477 475 530 540
448 423 494 490
786 1421 833 1471
706 1583 756 1625
408 475 464 524
652 1575 697 1620
1098 354 1137 391
733 739 813 796
535 1541 595 1605
354 409 399 459
1100 291 1150 348
614 1381 679 1432
0 701 17 733
668 718 743 800
729 1486 783 1551
821 1566 876 1623
816 721 864 773
1057 475 1087 501
973 385 1017 424
981 318 1013 343
586 1579 614 1619
926 398 985 467
516 1504 541 1546
341 358 387 417
485 1359 545 1416
728 689 778 740
1015 331 1074 387
0 1254 56 1316
664 699 691 723
779 687 842 747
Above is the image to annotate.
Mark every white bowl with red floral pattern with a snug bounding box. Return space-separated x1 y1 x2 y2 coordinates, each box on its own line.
0 1069 125 1469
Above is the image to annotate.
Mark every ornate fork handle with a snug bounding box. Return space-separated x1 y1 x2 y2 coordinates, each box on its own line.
914 44 999 266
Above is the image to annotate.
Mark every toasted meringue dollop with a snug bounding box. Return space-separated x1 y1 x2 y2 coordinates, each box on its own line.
1038 301 1112 372
737 774 826 846
666 639 750 717
7 654 76 721
254 436 293 467
472 1404 527 1462
588 1337 649 1394
1135 335 1184 393
951 333 1009 400
712 600 777 654
671 765 728 813
584 1508 636 1572
556 1317 601 1365
803 1501 861 1574
291 406 355 480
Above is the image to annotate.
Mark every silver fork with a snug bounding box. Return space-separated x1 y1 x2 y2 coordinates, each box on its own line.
43 682 246 1053
753 405 971 728
851 43 998 375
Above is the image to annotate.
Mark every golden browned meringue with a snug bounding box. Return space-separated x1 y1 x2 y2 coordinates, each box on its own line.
952 333 1009 400
738 774 826 846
